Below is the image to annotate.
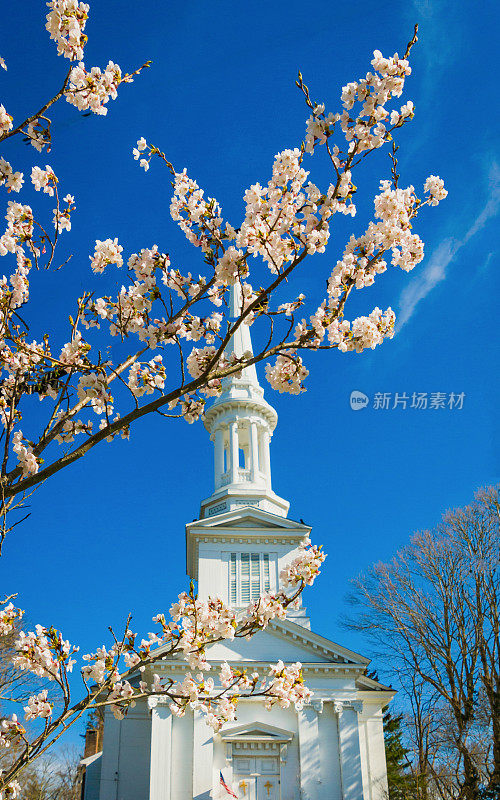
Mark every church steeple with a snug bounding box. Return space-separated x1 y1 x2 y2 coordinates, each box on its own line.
199 285 289 520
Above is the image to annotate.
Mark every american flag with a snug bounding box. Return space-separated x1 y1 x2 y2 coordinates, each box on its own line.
219 770 238 799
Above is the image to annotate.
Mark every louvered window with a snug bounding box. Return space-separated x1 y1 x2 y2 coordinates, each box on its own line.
229 553 237 604
229 553 271 606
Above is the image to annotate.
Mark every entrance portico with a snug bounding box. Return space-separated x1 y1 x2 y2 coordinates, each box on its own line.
220 722 293 800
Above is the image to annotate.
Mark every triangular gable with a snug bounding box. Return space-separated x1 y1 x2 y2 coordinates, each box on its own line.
272 618 370 665
186 506 310 533
220 722 293 743
218 517 284 529
201 618 369 666
149 615 369 670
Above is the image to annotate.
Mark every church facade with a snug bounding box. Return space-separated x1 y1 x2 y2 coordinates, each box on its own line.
82 291 393 800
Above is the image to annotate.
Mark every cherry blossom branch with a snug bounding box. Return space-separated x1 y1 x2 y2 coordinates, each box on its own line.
0 539 325 789
0 67 73 146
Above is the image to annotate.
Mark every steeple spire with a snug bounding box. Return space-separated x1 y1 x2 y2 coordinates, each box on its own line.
199 284 289 520
219 283 261 398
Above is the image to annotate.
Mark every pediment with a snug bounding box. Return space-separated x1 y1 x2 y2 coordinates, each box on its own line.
212 516 283 529
146 617 369 676
203 619 369 667
186 507 310 534
220 722 293 743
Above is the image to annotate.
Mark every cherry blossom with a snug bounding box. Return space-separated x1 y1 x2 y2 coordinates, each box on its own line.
89 238 124 272
0 105 13 135
76 373 113 414
0 159 23 193
424 175 448 206
107 680 136 720
132 138 150 171
186 346 218 379
66 61 128 116
12 432 39 477
45 0 89 61
264 661 312 710
265 353 309 395
280 537 326 587
127 356 166 397
14 624 77 681
0 540 316 739
0 202 34 258
0 603 23 636
31 165 58 196
0 716 25 750
24 690 52 721
133 137 147 157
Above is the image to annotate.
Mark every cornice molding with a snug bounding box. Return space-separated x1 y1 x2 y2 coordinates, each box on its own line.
145 693 365 716
146 660 364 676
204 398 277 433
194 534 304 544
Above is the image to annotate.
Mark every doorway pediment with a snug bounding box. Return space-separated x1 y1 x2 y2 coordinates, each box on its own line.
220 721 293 743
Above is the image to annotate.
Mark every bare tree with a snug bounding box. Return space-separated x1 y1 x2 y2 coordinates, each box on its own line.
13 746 80 800
345 485 500 800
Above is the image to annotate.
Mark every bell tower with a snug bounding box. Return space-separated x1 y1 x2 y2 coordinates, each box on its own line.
188 284 310 626
200 285 289 520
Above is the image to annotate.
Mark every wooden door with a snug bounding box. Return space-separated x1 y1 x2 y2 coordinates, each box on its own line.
256 775 280 800
232 754 280 800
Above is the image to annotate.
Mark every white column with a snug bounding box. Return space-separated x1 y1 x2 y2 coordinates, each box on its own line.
261 428 271 487
171 711 194 799
193 708 213 800
214 428 224 488
337 703 364 800
298 703 322 800
149 698 172 800
229 422 239 484
364 708 388 800
250 421 259 482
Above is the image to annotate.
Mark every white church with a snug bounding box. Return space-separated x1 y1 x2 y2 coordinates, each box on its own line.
81 291 394 800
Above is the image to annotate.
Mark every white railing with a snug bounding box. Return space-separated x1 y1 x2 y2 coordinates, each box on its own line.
220 468 252 486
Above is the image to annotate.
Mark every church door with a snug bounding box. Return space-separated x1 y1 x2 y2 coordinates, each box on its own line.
256 775 279 800
233 756 280 800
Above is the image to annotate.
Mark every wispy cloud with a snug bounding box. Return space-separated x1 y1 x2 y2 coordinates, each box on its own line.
479 252 494 274
396 162 500 331
407 0 462 107
411 0 458 82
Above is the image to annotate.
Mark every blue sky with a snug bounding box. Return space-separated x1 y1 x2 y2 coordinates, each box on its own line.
0 0 498 740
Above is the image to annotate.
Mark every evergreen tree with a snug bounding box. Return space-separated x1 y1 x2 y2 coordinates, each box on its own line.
384 710 420 800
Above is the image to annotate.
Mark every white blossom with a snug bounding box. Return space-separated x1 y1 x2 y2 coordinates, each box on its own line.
0 105 13 135
12 431 39 477
90 238 123 273
31 165 57 195
0 158 23 193
424 175 448 206
45 0 89 61
24 690 52 721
